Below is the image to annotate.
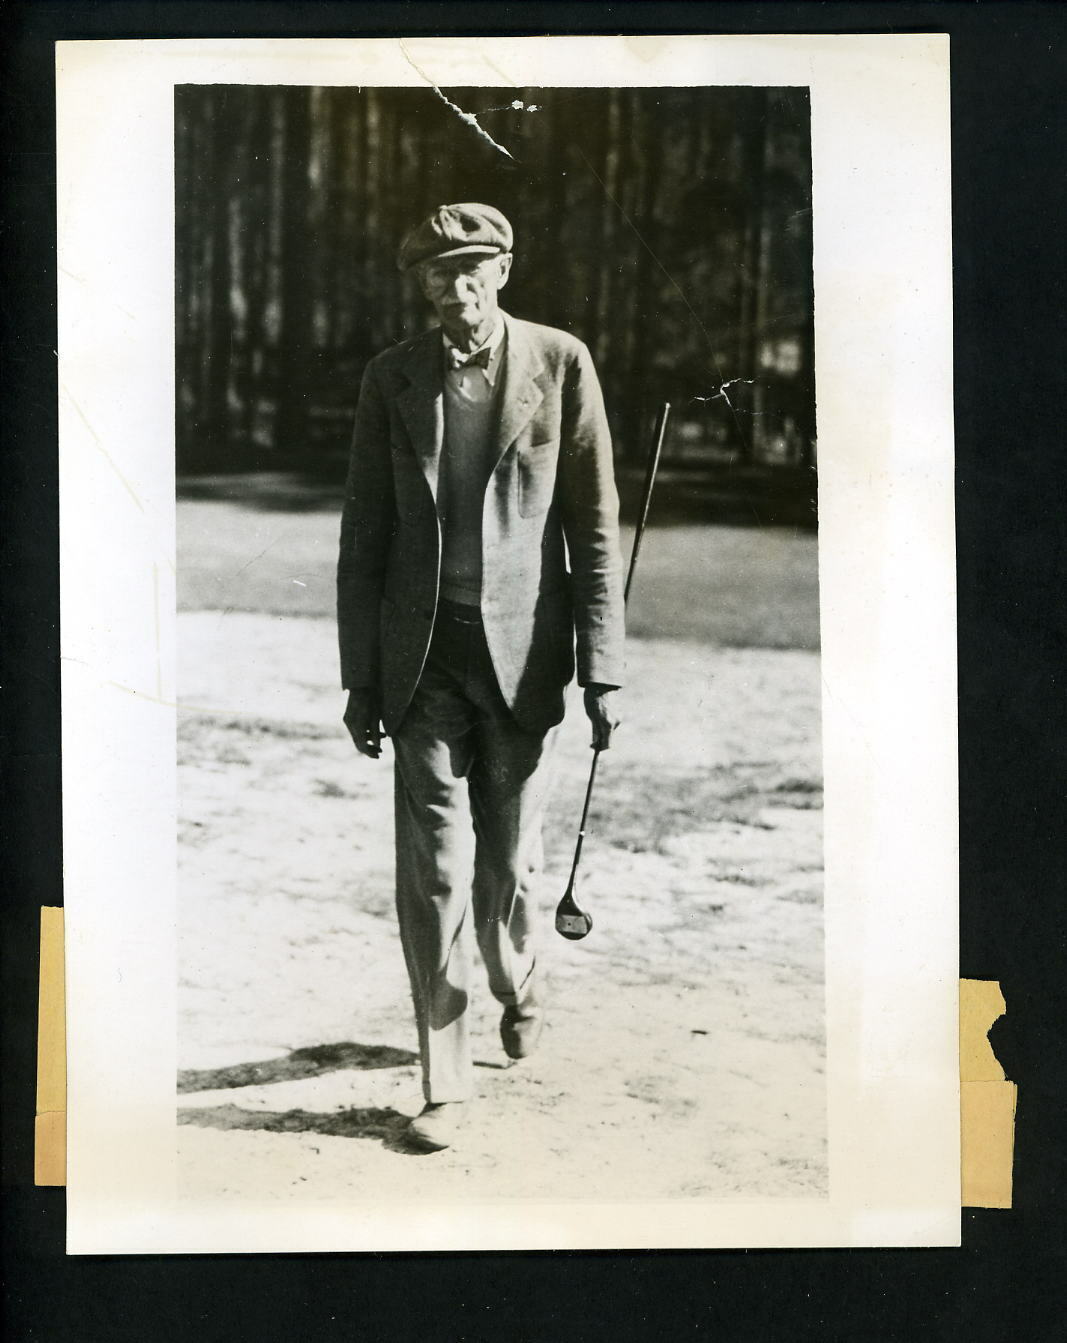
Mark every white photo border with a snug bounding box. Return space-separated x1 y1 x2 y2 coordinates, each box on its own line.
58 34 959 1253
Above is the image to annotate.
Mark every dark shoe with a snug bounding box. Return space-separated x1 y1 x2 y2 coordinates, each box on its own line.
406 1101 468 1151
500 1002 545 1060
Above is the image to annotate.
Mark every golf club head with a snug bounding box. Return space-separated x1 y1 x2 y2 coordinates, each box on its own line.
555 880 593 941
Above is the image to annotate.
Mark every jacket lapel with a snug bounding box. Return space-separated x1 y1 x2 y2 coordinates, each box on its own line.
396 329 445 499
394 315 545 495
492 314 545 472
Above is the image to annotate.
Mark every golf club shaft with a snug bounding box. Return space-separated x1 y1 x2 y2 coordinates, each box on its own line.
624 400 671 603
563 400 671 884
565 748 601 886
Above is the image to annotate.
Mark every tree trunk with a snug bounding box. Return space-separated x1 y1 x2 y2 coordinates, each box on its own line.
274 87 313 459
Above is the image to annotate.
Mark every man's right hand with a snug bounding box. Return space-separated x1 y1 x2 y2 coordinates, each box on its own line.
343 688 384 759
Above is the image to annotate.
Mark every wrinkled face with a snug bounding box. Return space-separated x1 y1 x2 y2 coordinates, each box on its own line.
417 251 513 336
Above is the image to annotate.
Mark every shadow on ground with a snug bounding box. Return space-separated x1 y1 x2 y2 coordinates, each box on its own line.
177 1041 440 1154
178 1102 423 1152
178 472 344 513
177 1041 417 1094
178 463 818 529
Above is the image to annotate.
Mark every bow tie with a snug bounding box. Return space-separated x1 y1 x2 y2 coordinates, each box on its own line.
448 345 492 372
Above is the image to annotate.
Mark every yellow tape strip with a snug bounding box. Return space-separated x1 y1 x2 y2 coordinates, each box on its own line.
35 907 66 1186
960 978 1015 1209
30 918 1016 1204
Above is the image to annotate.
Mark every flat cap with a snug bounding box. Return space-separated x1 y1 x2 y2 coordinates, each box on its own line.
397 202 513 272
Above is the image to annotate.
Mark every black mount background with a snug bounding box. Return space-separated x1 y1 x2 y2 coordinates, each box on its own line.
2 3 1064 1339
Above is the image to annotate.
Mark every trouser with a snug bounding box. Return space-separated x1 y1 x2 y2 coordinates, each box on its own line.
391 599 559 1102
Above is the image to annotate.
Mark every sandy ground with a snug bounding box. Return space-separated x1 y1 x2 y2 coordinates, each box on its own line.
177 583 825 1203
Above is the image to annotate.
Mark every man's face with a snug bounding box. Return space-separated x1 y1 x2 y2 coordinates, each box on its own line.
417 252 513 337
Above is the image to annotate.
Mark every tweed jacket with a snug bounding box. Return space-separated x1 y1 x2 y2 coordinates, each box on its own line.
337 311 625 735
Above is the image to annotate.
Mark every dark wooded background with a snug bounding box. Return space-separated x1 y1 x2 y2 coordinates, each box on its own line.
175 84 814 500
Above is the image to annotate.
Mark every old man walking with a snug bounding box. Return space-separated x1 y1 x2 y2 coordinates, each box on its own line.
337 203 625 1150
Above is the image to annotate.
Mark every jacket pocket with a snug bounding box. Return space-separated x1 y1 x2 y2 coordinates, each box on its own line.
517 439 559 517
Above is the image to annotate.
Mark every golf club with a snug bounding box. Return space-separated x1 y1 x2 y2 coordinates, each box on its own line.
555 400 671 940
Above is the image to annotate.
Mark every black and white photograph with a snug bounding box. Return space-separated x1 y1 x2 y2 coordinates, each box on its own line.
57 35 958 1252
173 81 824 1199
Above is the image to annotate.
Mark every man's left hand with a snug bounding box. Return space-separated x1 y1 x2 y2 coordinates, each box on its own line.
583 685 622 750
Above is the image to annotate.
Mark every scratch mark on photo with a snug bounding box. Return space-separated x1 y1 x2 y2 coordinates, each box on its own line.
479 51 523 90
399 41 517 161
692 378 757 412
481 99 542 113
61 380 145 514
